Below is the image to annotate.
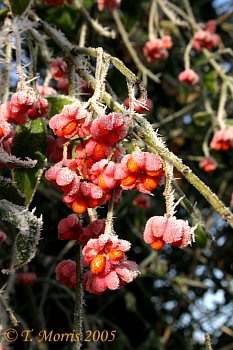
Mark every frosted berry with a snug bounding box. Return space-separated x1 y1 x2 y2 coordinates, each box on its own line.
210 127 233 151
178 69 199 85
115 150 164 193
55 260 76 288
143 215 193 249
15 272 37 285
83 260 139 295
58 214 83 240
143 38 169 62
199 157 217 172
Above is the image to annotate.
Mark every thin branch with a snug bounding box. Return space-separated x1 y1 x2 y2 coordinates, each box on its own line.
0 289 18 327
75 0 116 39
2 29 12 102
216 81 228 129
148 0 157 40
157 0 189 28
73 244 83 349
112 9 160 83
205 333 213 350
153 103 196 128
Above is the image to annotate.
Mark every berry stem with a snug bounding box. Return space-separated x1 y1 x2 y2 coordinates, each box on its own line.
216 81 228 130
112 9 160 83
163 160 175 218
66 56 76 96
73 244 84 348
104 189 116 235
2 28 12 103
184 39 193 70
148 0 157 41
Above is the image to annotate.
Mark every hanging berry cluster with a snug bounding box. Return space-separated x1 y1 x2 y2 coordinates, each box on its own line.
44 71 197 294
45 96 166 294
0 89 49 163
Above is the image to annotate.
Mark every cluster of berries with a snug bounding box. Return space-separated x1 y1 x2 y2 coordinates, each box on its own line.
44 96 168 293
178 69 199 86
143 36 173 62
198 126 233 174
0 90 48 126
45 97 196 294
143 215 193 250
55 214 139 294
199 157 217 173
0 89 49 164
45 103 164 215
210 127 233 151
192 20 219 51
56 231 139 294
178 21 219 86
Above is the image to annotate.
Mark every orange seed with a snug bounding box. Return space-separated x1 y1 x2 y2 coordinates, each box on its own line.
93 143 105 161
72 199 87 214
107 250 123 261
141 175 158 191
98 174 108 190
150 238 164 250
127 158 140 172
63 121 77 135
121 175 137 187
90 254 106 275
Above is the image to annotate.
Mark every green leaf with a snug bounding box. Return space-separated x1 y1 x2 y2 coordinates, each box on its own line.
83 0 94 9
194 227 208 248
193 111 212 126
47 96 74 119
12 118 47 206
203 70 218 95
0 176 25 205
0 199 42 274
9 0 31 16
45 7 79 34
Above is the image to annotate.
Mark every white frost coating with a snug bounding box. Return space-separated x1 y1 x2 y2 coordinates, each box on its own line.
0 147 37 168
0 175 25 198
13 17 37 35
0 199 43 274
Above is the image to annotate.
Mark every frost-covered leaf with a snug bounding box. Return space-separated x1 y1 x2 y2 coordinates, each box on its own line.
12 118 47 206
0 147 37 168
47 96 75 119
0 176 25 205
0 199 42 274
